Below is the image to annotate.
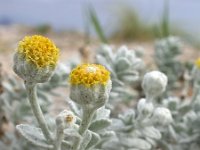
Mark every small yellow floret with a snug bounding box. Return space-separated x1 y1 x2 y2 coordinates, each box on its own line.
69 64 110 87
66 114 74 123
195 58 200 69
17 35 59 68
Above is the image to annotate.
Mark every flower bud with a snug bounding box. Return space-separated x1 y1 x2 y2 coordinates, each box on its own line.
69 64 112 109
152 107 173 126
137 98 154 118
56 110 76 129
13 35 59 84
142 71 167 99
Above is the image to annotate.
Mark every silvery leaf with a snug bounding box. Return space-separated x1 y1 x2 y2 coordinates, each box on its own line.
16 124 53 149
89 119 112 131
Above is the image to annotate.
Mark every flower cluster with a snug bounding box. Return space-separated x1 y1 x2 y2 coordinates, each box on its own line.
17 35 59 68
69 64 110 87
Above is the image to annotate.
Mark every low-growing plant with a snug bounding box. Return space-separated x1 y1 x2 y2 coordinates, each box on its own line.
96 45 145 109
1 34 200 150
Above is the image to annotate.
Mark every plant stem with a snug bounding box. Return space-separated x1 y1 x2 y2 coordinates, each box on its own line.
25 82 53 143
55 125 64 150
73 107 95 150
192 82 200 103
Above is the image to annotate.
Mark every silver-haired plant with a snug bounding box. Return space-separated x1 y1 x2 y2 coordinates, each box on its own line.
12 35 113 150
154 36 184 89
13 35 70 150
96 45 145 108
0 61 70 150
157 58 200 150
103 71 173 150
5 34 200 150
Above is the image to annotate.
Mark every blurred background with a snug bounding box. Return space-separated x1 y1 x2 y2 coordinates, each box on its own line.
0 0 200 71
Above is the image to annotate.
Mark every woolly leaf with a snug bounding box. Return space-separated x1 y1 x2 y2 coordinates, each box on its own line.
80 130 92 150
86 131 100 149
102 140 123 150
168 125 177 141
145 137 157 147
115 46 128 59
61 141 72 149
100 131 115 138
119 75 139 83
142 126 161 140
179 134 199 143
96 55 116 77
96 55 109 69
95 107 110 120
119 136 151 149
115 58 130 72
118 109 135 125
178 103 191 115
16 124 53 149
89 119 112 131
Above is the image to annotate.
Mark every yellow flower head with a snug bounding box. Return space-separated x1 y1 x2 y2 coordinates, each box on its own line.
17 35 59 68
69 64 110 87
195 58 200 69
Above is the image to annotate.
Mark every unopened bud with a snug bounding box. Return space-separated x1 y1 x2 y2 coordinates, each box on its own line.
152 107 173 126
142 71 167 100
137 98 154 118
56 110 76 128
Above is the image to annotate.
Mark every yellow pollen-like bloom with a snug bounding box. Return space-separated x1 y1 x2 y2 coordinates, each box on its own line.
195 58 200 69
17 35 59 68
66 114 74 123
69 64 110 87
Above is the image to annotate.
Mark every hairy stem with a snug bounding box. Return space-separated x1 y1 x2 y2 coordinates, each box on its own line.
25 82 53 143
73 107 95 150
55 126 64 150
192 81 200 103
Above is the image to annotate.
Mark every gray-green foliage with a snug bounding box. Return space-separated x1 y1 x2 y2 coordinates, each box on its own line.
68 102 115 150
96 45 145 107
3 37 200 150
159 73 200 150
103 71 172 150
154 36 184 88
95 41 200 150
0 63 69 150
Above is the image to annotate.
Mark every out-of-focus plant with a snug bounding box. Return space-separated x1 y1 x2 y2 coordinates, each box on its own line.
111 3 186 42
85 3 107 43
156 58 200 150
111 6 155 41
35 24 52 35
154 36 184 89
161 0 170 37
103 71 173 150
96 45 145 108
153 0 170 38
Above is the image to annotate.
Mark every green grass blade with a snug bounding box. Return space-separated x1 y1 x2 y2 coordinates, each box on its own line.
161 0 170 37
87 4 107 43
